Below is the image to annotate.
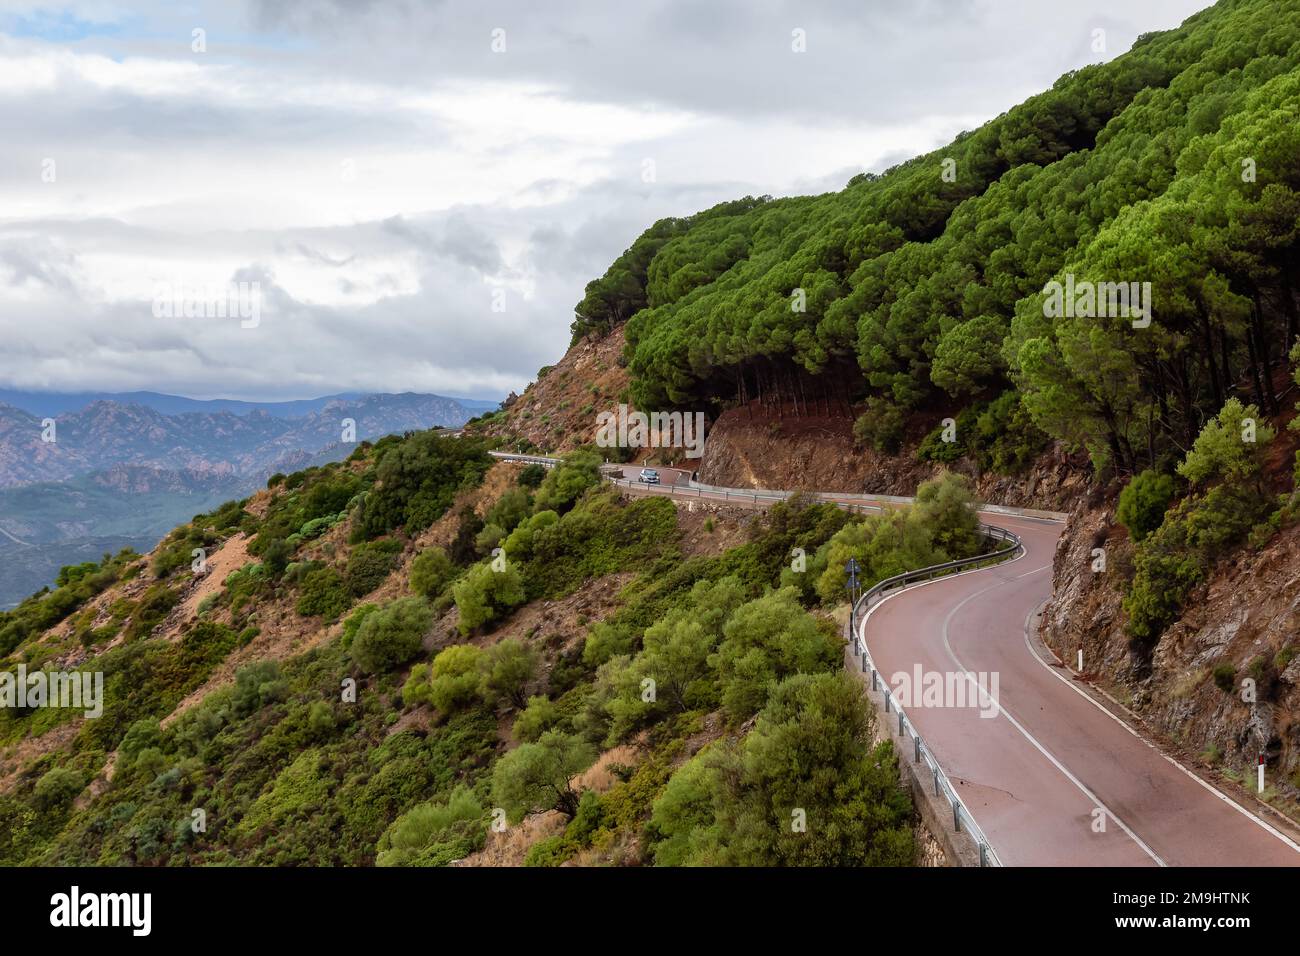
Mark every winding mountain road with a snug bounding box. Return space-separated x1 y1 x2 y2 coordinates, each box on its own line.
489 451 1300 865
862 513 1300 867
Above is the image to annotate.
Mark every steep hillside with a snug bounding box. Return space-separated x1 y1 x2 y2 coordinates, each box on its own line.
1 425 1000 867
468 325 631 454
1041 390 1300 807
7 0 1300 869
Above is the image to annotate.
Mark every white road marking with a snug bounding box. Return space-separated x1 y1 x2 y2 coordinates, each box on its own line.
937 573 1166 867
1021 605 1300 857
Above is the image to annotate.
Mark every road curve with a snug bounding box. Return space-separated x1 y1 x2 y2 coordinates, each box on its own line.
860 514 1300 867
489 450 1300 864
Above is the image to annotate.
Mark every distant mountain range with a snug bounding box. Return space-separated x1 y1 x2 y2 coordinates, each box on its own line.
0 389 500 607
0 388 499 419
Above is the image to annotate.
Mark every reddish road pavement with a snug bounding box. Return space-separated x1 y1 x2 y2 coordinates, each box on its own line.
861 513 1300 866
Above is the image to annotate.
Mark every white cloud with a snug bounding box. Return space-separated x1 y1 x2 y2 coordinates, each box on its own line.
0 0 1213 400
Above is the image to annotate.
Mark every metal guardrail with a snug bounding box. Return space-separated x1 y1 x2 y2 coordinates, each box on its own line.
487 452 1067 521
849 523 1022 867
488 451 562 467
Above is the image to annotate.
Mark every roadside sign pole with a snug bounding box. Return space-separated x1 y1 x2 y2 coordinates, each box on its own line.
846 558 861 655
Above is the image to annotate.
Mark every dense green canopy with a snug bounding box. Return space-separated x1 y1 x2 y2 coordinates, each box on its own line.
578 0 1300 475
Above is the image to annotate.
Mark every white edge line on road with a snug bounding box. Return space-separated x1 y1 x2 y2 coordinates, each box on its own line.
857 548 1033 863
1021 605 1300 857
936 571 1167 868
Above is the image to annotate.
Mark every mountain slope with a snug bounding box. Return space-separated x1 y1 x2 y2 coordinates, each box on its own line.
0 393 487 489
0 429 981 867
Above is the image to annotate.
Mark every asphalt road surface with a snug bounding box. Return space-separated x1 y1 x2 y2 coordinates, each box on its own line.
608 464 1300 866
860 513 1300 866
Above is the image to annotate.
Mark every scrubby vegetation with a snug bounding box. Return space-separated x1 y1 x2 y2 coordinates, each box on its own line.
0 549 139 657
0 423 987 867
1122 399 1281 647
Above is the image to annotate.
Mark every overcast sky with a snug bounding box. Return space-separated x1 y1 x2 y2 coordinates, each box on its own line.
0 0 1210 401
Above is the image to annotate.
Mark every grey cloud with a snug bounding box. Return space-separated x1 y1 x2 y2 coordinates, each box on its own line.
241 0 1206 125
0 0 1213 402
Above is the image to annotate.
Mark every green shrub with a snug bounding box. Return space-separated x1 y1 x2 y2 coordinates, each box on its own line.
1177 399 1274 489
262 538 292 577
1116 470 1177 542
513 695 560 742
283 559 323 584
475 523 506 554
33 767 85 811
502 510 559 562
341 603 379 649
427 644 487 711
452 562 526 635
485 488 531 533
296 567 351 619
350 597 432 673
402 663 433 707
410 547 455 600
354 432 492 538
913 472 982 558
1124 484 1268 644
299 514 341 539
649 672 914 866
916 415 970 464
481 638 538 709
517 463 547 488
1212 663 1237 693
711 588 840 720
534 450 602 514
492 730 596 822
853 397 905 453
375 787 486 867
582 620 638 667
124 583 180 641
230 660 287 717
1122 519 1204 645
346 539 402 598
972 391 1047 474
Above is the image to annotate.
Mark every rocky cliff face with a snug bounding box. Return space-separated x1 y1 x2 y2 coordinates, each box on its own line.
471 327 631 453
1043 500 1300 800
696 402 1088 511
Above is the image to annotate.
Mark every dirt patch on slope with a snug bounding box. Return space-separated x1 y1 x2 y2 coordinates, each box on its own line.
177 533 252 622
